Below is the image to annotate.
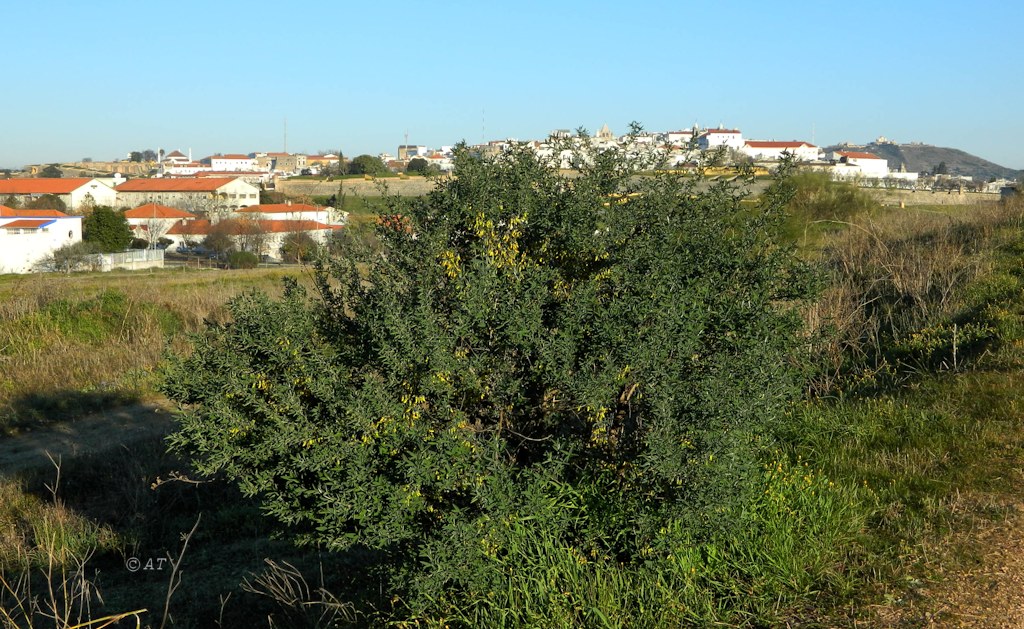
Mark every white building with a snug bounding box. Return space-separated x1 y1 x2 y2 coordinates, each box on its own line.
827 150 890 179
165 217 342 259
0 178 117 211
114 177 260 214
159 161 212 177
742 141 821 162
0 206 83 273
666 129 695 146
233 202 343 225
204 154 259 172
698 128 744 151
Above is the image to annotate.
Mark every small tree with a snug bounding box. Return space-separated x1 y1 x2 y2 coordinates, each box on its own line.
38 164 63 178
406 157 428 174
42 241 99 273
2 195 20 208
83 206 132 252
201 227 236 257
26 194 67 212
347 154 388 176
280 231 320 264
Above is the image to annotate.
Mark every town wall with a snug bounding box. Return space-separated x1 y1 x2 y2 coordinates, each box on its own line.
867 189 1002 207
277 176 437 199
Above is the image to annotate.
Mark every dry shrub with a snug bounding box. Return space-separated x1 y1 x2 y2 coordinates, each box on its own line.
807 203 1024 392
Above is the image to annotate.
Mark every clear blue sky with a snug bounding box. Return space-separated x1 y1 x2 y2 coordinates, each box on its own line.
3 1 1021 170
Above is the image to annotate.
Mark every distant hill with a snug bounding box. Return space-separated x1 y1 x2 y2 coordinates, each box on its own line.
826 142 1021 182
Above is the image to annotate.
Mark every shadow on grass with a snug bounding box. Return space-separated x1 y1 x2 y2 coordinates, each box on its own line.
6 421 381 625
1 388 143 435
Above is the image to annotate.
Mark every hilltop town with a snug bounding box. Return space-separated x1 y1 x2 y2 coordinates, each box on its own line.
1 124 1019 275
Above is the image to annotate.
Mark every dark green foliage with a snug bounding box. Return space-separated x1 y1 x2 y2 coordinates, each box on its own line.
26 194 67 212
129 237 149 250
347 154 388 176
228 251 258 269
406 157 440 176
406 157 429 173
260 190 287 205
82 206 131 252
161 143 816 615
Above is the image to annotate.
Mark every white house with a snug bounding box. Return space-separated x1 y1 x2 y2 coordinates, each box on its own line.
0 206 83 273
827 150 890 179
204 154 259 172
741 141 821 162
159 161 212 177
698 128 744 151
0 178 117 211
666 129 695 146
233 202 343 225
114 177 259 214
165 217 342 259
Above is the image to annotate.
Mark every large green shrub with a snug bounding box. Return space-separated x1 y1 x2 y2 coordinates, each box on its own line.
161 142 816 614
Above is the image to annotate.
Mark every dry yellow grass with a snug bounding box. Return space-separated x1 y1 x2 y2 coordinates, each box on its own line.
0 267 308 431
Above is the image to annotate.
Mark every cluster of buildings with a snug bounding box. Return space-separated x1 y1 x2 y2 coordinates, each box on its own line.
155 149 343 182
374 125 926 186
447 125 917 183
5 122 998 274
0 176 345 274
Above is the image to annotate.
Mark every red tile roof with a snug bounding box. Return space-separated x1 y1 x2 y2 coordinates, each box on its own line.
260 220 339 233
194 171 265 178
0 206 70 218
838 151 884 160
235 203 321 214
1 219 55 229
745 141 815 148
167 219 212 235
0 178 95 195
166 218 339 236
115 178 239 192
704 129 741 134
124 203 196 219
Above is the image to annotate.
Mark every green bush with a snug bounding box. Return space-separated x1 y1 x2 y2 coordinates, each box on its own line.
82 206 132 252
161 141 817 618
227 251 258 269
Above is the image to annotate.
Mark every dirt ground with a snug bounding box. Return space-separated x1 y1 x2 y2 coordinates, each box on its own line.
913 502 1024 628
0 403 175 477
